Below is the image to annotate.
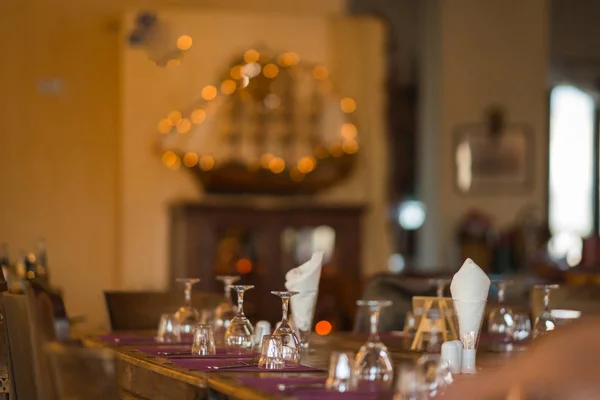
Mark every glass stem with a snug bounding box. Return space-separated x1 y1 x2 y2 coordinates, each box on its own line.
543 289 550 311
437 284 444 298
281 297 289 323
498 286 505 304
369 308 381 342
224 285 232 305
237 290 245 315
184 283 192 309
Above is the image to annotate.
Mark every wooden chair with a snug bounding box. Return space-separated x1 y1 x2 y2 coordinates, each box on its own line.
45 341 119 400
104 291 224 330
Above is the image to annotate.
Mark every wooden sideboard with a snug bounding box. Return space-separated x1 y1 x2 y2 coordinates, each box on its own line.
169 199 365 329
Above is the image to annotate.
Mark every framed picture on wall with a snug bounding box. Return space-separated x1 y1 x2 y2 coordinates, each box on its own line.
453 121 533 194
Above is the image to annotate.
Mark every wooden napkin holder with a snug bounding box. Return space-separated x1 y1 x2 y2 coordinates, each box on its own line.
410 296 458 351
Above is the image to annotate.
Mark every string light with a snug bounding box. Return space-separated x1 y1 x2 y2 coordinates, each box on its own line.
329 142 344 157
176 118 191 134
183 152 198 167
230 65 244 80
268 157 285 173
190 109 206 124
341 123 357 140
297 156 316 174
261 153 274 169
343 140 359 154
162 151 180 169
220 80 236 95
157 119 172 134
315 320 332 335
176 35 193 51
202 85 217 101
199 155 215 171
168 111 182 124
340 97 356 113
278 52 299 67
243 49 260 64
312 66 329 80
263 63 279 79
166 58 181 67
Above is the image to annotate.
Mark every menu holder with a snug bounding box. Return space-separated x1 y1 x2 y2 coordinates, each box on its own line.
410 296 457 351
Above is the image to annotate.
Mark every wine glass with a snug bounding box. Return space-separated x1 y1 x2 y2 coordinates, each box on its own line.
225 285 255 354
174 278 201 334
213 276 240 340
429 279 451 298
488 280 515 350
354 300 394 390
271 291 301 363
416 354 453 398
533 284 560 339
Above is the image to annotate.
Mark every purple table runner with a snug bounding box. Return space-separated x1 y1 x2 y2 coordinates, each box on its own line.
136 346 257 359
97 333 192 346
237 377 387 400
171 358 323 373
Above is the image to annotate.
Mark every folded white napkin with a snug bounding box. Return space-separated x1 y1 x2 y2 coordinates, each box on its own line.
450 258 490 346
284 252 325 332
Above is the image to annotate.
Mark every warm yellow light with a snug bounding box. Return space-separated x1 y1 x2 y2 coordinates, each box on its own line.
202 85 218 101
220 80 236 95
183 152 199 167
176 118 191 134
341 123 357 139
269 157 285 173
260 153 274 169
340 97 357 113
168 111 182 125
162 151 180 169
157 118 173 134
176 35 193 51
191 109 206 124
329 142 344 157
199 155 215 171
315 320 332 335
166 58 181 67
297 156 316 174
343 139 359 154
230 65 244 80
290 168 306 182
278 52 299 67
243 49 260 64
313 66 329 80
263 63 279 79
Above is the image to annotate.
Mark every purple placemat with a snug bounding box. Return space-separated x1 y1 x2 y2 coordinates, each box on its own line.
97 333 192 346
172 358 324 373
237 377 386 400
136 346 257 359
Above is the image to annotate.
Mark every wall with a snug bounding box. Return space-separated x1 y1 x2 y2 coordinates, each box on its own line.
417 0 550 268
0 0 348 332
121 11 388 290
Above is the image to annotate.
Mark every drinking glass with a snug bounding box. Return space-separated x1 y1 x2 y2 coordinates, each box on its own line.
225 285 254 354
174 278 201 334
213 276 240 341
416 354 453 398
271 291 301 364
191 324 216 355
157 313 181 343
258 335 285 370
326 352 356 392
533 284 559 339
512 313 532 341
353 300 394 390
429 279 451 298
393 364 426 400
488 280 515 350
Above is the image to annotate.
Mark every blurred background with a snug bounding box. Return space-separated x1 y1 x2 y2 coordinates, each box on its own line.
1 0 599 334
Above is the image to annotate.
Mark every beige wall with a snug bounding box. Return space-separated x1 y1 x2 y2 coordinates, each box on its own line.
417 0 549 268
0 0 348 332
121 11 389 291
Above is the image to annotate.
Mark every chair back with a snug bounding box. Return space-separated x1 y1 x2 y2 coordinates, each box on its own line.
104 290 224 330
45 342 119 400
3 294 37 400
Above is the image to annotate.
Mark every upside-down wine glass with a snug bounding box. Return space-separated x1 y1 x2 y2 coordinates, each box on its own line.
174 278 201 334
429 279 451 298
354 300 394 391
488 280 515 350
225 285 255 354
271 291 301 363
213 276 240 340
533 284 560 339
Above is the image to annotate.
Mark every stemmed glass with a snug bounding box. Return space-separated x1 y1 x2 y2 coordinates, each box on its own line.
271 291 301 363
354 300 394 390
429 279 451 298
225 285 255 354
488 280 515 349
174 278 201 334
213 276 240 340
533 284 560 339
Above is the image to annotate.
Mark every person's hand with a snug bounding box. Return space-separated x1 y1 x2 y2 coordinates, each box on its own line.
441 318 600 399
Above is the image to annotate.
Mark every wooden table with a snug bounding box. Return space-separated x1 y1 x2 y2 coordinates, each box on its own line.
84 333 521 400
